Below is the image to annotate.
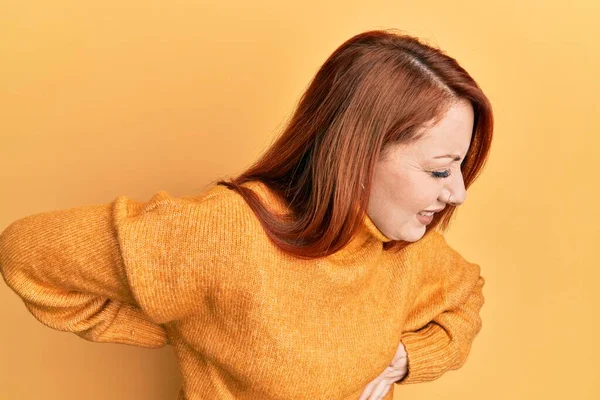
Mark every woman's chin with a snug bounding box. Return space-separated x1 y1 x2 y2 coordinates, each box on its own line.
395 224 426 242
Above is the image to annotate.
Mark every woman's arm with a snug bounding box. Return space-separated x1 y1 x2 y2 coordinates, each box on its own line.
0 194 170 348
395 232 486 385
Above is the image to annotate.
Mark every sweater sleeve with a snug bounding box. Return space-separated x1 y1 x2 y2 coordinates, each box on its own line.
0 192 172 348
395 231 485 385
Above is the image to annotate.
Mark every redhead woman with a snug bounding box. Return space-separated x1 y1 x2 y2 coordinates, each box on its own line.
0 29 493 399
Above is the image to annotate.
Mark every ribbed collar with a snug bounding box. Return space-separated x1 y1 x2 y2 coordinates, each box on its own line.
323 211 392 262
362 212 393 243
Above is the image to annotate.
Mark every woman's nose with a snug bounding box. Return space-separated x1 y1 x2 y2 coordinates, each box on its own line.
442 173 467 206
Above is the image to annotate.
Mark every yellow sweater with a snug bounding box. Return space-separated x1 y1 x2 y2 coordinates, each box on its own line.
0 180 485 399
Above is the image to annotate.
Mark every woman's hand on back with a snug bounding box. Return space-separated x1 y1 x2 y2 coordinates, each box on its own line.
358 341 408 400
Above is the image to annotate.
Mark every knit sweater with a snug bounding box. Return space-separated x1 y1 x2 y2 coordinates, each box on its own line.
0 180 485 400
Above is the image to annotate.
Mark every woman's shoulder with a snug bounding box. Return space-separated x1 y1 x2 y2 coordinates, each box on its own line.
400 229 480 280
388 230 460 268
128 181 260 225
112 182 267 259
170 180 279 213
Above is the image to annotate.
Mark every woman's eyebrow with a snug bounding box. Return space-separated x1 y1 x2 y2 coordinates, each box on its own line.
433 154 462 161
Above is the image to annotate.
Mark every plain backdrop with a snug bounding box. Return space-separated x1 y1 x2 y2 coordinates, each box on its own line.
0 0 598 399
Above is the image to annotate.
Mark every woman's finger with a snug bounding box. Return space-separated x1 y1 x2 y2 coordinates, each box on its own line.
379 383 392 399
358 378 379 400
368 377 391 400
385 369 407 381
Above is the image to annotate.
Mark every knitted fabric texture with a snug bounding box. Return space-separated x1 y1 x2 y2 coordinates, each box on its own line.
0 180 485 399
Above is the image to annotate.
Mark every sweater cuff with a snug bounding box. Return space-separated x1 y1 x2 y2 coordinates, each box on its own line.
395 323 455 384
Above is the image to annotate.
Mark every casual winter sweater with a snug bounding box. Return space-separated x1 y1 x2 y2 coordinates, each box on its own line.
0 180 485 400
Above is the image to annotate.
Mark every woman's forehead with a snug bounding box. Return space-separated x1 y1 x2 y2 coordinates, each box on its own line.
406 103 474 159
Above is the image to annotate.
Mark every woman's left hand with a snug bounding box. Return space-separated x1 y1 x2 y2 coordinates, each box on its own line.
358 341 408 400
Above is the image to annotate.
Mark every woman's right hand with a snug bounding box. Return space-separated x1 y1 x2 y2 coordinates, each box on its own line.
358 342 408 400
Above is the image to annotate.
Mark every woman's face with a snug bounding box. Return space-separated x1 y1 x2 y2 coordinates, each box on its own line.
367 100 474 242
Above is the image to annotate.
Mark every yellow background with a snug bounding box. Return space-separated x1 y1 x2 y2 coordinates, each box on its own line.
1 1 598 399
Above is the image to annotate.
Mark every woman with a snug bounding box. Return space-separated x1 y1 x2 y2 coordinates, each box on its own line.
0 29 493 399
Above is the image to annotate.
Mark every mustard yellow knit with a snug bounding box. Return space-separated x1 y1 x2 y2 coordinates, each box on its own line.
0 180 485 399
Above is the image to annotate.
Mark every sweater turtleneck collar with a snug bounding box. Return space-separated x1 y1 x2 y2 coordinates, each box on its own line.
362 212 393 243
323 211 392 262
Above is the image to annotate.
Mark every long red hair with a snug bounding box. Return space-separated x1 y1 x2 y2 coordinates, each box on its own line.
216 29 494 259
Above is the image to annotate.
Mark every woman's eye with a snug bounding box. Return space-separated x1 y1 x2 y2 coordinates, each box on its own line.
431 169 451 179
